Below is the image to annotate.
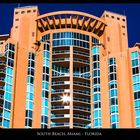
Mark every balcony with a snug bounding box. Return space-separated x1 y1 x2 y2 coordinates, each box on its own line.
52 58 70 67
73 97 90 107
51 97 63 105
0 61 6 68
52 89 67 94
73 58 89 67
0 86 4 94
73 46 89 54
51 106 70 114
73 81 90 90
52 74 70 81
51 114 70 123
73 106 90 115
0 102 3 113
52 50 70 58
73 114 90 123
73 81 90 87
53 50 70 54
73 89 90 95
73 97 90 103
0 77 5 86
52 81 70 89
73 50 89 57
0 69 6 77
51 122 69 128
0 53 6 60
73 73 90 82
73 50 89 60
73 123 87 128
0 95 4 104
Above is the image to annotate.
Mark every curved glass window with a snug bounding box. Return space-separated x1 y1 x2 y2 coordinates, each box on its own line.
52 32 89 48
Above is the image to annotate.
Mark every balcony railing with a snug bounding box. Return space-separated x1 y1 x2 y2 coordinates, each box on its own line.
73 89 90 95
52 97 62 101
73 73 90 79
51 123 69 127
52 90 65 93
52 50 89 56
52 58 70 62
51 114 70 118
73 50 89 56
73 58 89 64
52 50 70 54
73 123 87 128
51 114 64 118
73 81 90 87
52 81 70 85
52 73 70 77
73 97 90 103
73 106 90 111
73 114 90 120
52 58 89 64
51 106 69 110
51 89 90 95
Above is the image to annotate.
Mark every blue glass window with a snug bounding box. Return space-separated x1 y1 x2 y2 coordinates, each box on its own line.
5 92 12 100
134 84 140 91
4 101 11 110
131 52 138 59
94 93 100 101
3 119 10 127
132 59 139 67
136 118 140 126
42 82 49 90
42 107 48 115
94 118 101 126
135 100 140 108
44 59 50 66
111 115 118 123
94 110 101 118
4 110 10 119
29 102 33 110
92 47 99 54
6 67 13 75
110 105 118 113
133 75 140 83
136 109 140 117
110 89 118 97
26 93 33 100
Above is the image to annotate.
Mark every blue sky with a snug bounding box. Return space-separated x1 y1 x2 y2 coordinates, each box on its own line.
0 3 140 47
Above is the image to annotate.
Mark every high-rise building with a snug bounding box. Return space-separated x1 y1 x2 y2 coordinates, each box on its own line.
0 6 139 129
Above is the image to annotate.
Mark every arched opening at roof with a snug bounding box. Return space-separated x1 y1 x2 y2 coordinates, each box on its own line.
36 11 106 37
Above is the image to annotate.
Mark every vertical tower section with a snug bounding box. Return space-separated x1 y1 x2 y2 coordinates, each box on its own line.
25 52 36 128
100 11 133 128
108 58 119 128
91 38 102 128
51 31 91 128
129 44 140 128
41 35 50 128
11 6 39 128
0 41 16 128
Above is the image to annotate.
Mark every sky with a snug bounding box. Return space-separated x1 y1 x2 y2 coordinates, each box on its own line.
0 3 140 47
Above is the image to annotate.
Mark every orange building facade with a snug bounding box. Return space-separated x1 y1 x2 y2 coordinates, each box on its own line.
0 6 139 128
